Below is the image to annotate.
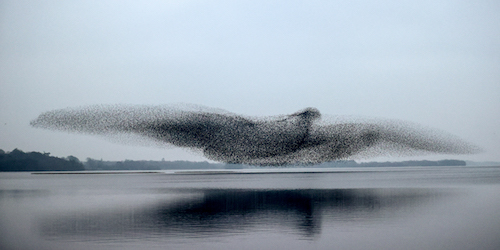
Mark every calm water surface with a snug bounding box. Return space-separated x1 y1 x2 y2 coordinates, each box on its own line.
1 166 500 250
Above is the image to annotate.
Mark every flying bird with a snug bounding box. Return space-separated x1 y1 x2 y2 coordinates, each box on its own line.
30 104 480 166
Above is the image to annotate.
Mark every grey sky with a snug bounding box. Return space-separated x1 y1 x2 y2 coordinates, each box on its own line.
1 0 499 162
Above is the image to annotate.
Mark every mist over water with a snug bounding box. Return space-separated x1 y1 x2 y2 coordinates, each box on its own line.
1 166 500 250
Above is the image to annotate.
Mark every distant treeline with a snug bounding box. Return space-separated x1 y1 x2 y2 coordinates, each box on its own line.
0 149 85 171
84 158 226 170
0 148 466 172
85 158 466 170
314 159 466 168
359 159 466 167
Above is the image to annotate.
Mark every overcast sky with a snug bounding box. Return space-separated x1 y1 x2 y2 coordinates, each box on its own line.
1 0 499 162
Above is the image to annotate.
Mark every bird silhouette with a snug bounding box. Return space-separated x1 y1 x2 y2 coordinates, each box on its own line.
31 104 480 165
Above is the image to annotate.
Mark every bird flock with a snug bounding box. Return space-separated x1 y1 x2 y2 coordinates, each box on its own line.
30 104 480 166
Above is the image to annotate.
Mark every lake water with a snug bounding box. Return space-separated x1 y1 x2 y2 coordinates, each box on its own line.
1 166 500 250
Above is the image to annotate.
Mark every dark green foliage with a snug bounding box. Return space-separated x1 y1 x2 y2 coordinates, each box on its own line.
0 149 85 171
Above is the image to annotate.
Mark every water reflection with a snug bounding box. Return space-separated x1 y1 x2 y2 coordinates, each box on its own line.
39 188 442 240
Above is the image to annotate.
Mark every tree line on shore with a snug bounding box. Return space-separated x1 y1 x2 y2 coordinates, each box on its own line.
0 148 466 172
0 148 85 171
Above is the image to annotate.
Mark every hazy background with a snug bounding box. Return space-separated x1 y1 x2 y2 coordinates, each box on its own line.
1 0 499 162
